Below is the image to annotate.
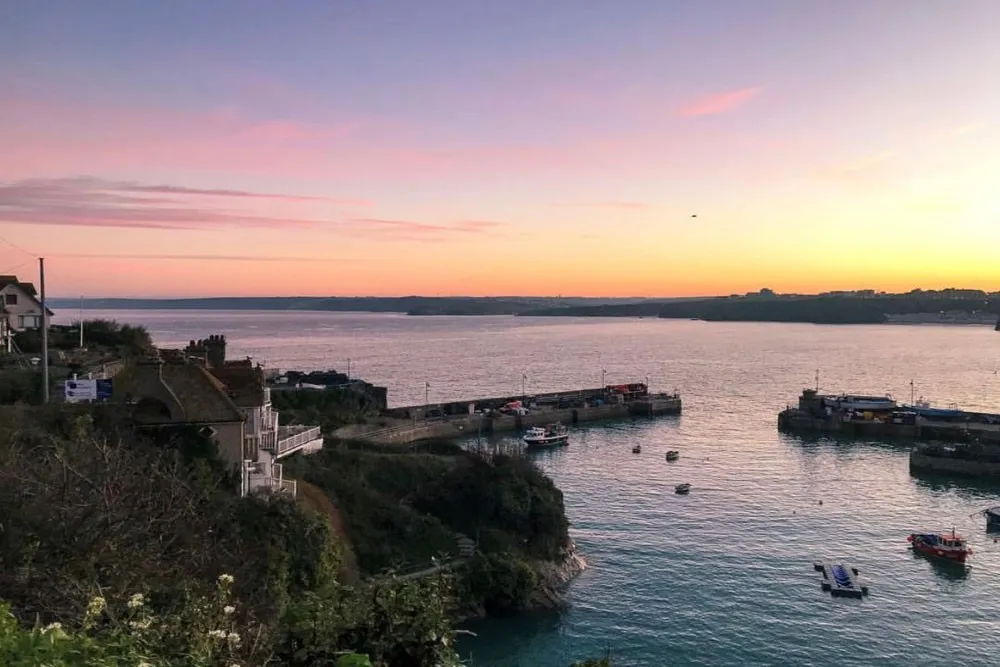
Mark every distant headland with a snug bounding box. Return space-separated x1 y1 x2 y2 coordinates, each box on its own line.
50 289 1000 326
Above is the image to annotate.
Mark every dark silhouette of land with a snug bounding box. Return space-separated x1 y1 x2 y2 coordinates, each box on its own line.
50 289 1000 325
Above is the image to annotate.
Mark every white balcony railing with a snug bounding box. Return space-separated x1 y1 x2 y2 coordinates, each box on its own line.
270 425 323 457
242 460 296 498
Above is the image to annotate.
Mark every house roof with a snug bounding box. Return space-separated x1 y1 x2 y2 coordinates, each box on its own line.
210 362 266 408
0 275 54 315
112 358 245 424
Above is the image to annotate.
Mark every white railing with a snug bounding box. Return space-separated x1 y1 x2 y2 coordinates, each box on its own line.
242 460 296 498
273 425 322 456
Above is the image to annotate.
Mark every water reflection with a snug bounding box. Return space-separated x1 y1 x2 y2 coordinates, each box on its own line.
909 470 1000 500
781 431 914 454
910 551 971 582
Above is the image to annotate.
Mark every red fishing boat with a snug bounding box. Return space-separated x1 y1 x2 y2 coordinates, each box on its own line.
907 530 972 563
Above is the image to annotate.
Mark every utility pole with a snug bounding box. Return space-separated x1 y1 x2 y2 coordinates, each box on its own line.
425 381 430 409
40 258 49 404
522 373 527 398
78 295 84 348
347 357 351 381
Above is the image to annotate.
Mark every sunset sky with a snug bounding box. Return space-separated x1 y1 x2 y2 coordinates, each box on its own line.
2 1 999 298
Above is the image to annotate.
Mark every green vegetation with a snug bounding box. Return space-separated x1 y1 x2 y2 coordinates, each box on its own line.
52 295 657 315
0 405 598 665
0 369 46 405
284 443 572 615
13 319 153 356
270 385 386 432
0 406 461 666
522 289 1000 324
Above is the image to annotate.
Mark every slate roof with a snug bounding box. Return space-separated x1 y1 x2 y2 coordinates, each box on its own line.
113 357 244 424
210 361 266 408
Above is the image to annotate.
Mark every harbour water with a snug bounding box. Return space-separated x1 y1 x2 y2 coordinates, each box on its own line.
60 311 1000 666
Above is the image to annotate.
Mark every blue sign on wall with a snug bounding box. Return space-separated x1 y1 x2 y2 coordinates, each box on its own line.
96 379 113 400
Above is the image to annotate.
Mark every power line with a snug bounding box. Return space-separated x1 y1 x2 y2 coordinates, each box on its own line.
0 233 35 259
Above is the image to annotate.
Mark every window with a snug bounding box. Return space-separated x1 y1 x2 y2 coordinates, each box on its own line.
17 315 25 328
4 293 16 305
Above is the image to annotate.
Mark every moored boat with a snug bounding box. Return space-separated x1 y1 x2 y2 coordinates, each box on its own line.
675 483 690 494
632 445 642 454
907 530 972 563
523 423 569 447
977 506 1000 530
665 450 679 461
829 394 897 411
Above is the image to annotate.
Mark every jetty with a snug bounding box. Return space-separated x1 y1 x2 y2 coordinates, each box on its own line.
778 389 1000 444
814 561 869 598
337 383 681 445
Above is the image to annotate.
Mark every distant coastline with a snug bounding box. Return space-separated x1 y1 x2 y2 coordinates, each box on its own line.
49 289 1000 327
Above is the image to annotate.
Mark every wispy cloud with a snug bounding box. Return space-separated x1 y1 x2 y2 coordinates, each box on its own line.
0 177 330 230
54 252 344 263
949 123 986 137
351 218 504 241
553 201 647 210
676 87 761 117
0 177 505 239
118 182 370 206
836 150 895 174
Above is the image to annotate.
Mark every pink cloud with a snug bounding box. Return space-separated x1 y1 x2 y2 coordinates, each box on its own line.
55 252 347 263
118 182 370 206
676 87 762 117
552 201 647 210
0 177 504 238
351 218 504 241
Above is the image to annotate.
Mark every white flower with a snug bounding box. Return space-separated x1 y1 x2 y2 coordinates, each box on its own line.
138 662 153 667
208 629 228 640
227 631 241 647
87 596 106 615
128 593 145 609
42 622 62 633
129 619 152 630
217 574 235 586
223 605 235 615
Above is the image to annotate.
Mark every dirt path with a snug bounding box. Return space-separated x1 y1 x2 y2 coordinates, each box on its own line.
295 478 361 585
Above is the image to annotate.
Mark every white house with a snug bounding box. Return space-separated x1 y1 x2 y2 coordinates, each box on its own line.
0 275 52 332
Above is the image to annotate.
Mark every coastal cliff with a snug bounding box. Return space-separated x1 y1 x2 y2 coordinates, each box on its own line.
528 542 589 610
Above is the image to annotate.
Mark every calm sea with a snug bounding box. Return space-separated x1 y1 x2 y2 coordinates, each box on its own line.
59 310 1000 666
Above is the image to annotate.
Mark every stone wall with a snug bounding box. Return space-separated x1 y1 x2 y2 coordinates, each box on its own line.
910 451 1000 480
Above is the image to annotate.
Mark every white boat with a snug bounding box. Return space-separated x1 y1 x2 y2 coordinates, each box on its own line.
523 423 569 447
826 394 897 411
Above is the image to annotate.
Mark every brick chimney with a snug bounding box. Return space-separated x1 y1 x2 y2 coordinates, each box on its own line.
204 334 227 369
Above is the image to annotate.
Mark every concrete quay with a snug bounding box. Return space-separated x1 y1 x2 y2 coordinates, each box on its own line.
337 384 681 446
778 388 1000 444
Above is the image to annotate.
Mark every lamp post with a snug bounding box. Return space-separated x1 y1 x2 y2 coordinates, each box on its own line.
425 381 430 408
645 374 649 390
347 357 352 381
522 373 527 398
601 368 607 388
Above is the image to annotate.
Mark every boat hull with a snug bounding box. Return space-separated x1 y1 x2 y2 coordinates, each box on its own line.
524 435 569 448
908 535 970 563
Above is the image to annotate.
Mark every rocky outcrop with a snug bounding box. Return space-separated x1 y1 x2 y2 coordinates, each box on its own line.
526 542 589 612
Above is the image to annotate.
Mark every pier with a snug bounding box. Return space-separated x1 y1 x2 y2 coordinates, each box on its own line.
337 383 681 445
814 561 869 598
778 389 1000 444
